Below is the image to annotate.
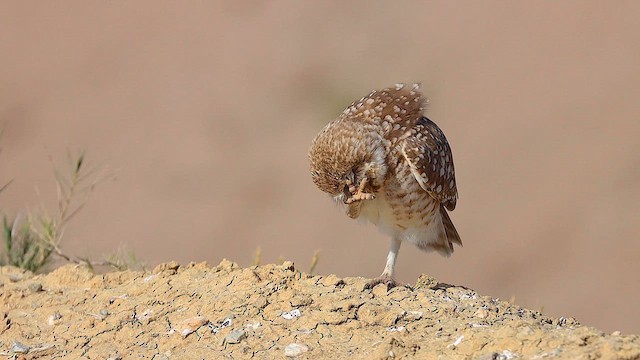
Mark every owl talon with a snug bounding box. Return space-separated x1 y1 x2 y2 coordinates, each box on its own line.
348 184 358 196
345 192 375 204
363 275 412 291
344 178 375 204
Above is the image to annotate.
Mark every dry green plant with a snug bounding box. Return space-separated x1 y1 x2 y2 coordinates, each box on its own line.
30 151 108 265
252 246 262 266
1 148 141 272
0 135 40 269
0 131 12 193
308 250 320 275
102 244 146 272
2 214 52 272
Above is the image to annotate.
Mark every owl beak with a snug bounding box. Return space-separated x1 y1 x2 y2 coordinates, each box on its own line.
341 183 352 203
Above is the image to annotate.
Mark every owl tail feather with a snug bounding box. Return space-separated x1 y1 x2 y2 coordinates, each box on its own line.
440 206 462 251
414 206 462 257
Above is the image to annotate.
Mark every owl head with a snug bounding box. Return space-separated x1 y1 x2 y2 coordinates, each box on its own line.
309 119 387 202
309 121 358 199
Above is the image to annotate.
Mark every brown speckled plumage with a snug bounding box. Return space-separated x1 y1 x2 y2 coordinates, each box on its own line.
309 83 461 284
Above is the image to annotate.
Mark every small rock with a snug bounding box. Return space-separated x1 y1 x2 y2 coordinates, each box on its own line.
28 283 43 293
281 309 301 320
280 261 295 272
48 312 62 325
153 261 180 274
284 343 308 357
495 350 517 360
386 326 406 332
406 311 423 321
447 335 464 348
108 294 129 304
214 259 239 273
11 341 30 354
414 274 438 289
178 316 209 338
91 309 110 321
209 316 233 333
459 291 478 300
135 308 153 322
319 274 344 287
556 316 579 327
143 274 158 282
478 350 517 360
474 308 488 319
225 329 246 344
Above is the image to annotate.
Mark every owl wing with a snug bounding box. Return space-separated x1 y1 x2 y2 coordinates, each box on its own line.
399 117 458 211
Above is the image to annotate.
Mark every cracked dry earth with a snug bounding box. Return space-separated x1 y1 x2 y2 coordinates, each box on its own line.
1 261 639 359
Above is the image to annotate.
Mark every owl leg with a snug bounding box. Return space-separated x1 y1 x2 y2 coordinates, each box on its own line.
344 178 375 204
364 237 409 291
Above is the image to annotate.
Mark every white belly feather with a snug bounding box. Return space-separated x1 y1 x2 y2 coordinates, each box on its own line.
359 189 444 252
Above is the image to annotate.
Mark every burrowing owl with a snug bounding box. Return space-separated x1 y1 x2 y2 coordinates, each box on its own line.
309 83 461 288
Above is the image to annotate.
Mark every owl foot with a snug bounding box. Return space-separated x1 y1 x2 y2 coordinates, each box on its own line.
363 275 412 291
344 178 375 204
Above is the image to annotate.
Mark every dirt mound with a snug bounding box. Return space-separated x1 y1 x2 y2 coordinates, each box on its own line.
1 261 638 359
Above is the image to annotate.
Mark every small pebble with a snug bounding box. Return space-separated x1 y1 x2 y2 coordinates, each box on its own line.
28 283 43 293
221 316 234 327
406 311 423 321
493 350 517 360
284 343 308 357
225 329 246 344
209 316 233 333
143 274 158 283
386 326 406 332
108 294 129 304
48 312 62 325
447 335 464 348
135 309 153 322
153 261 180 274
9 275 24 282
178 316 209 338
280 261 295 272
474 309 488 319
11 341 30 354
414 274 438 289
281 309 301 320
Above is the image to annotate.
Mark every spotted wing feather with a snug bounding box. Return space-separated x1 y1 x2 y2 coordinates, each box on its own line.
400 117 458 211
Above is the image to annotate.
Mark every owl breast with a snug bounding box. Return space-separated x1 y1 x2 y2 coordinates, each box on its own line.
358 158 442 250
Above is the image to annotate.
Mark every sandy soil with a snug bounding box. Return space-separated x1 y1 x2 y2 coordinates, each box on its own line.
1 2 640 335
1 261 638 359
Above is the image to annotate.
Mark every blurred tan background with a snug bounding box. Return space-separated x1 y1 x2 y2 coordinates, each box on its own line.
1 2 639 333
